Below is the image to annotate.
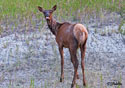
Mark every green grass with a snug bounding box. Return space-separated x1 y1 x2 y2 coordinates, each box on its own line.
118 19 125 35
30 78 35 88
0 0 124 36
0 0 124 19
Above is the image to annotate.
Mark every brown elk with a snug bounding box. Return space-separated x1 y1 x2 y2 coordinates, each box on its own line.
38 5 88 88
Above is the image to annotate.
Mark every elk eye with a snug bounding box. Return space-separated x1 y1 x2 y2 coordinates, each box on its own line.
50 11 53 13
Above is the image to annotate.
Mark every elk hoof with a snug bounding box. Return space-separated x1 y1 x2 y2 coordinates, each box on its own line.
60 77 64 82
71 84 75 88
77 75 79 79
83 82 86 86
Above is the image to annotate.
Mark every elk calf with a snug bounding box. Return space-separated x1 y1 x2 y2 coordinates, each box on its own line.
38 5 88 88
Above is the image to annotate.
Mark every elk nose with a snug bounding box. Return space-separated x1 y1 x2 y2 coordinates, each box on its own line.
46 17 50 20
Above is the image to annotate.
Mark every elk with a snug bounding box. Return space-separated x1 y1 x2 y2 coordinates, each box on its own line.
38 5 88 88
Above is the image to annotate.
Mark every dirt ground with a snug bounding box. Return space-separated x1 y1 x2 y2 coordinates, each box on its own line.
0 12 125 88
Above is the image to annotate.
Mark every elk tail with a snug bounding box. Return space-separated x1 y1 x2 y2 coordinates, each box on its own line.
73 24 88 45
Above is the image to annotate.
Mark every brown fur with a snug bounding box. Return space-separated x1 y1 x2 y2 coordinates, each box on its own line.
38 5 88 88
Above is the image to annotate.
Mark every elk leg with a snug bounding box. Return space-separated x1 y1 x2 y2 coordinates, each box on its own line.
80 44 86 86
59 46 64 82
69 48 79 88
71 56 79 79
76 72 79 79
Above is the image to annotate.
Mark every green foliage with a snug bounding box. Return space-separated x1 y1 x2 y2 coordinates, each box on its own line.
45 81 47 88
117 74 122 88
0 0 124 19
0 0 124 35
118 19 125 35
30 78 35 88
76 84 79 88
100 73 103 88
0 26 3 35
8 80 12 88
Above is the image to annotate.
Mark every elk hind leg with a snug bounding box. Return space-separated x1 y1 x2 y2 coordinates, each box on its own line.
80 43 87 86
69 48 79 88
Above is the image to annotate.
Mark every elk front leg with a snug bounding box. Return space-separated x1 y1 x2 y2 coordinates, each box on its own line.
59 46 64 82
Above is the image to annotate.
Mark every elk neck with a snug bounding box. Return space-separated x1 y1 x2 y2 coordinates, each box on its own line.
46 17 62 36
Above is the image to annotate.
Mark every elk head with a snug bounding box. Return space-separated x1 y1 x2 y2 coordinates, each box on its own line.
38 5 57 21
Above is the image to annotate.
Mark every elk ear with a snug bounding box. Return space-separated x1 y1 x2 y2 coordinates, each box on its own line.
38 6 44 12
52 5 57 11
